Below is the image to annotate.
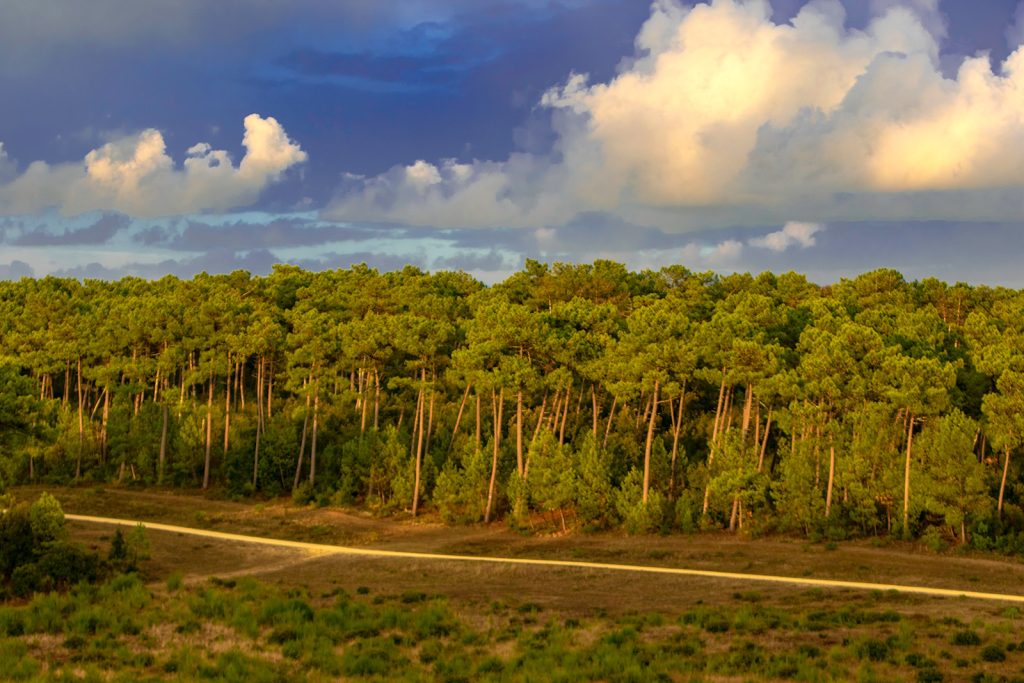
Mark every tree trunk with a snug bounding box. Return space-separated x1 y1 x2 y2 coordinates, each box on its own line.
450 384 471 449
310 383 319 487
591 385 600 436
360 367 369 436
757 407 773 473
266 362 273 419
100 385 110 464
740 383 754 443
669 389 685 496
158 401 168 485
425 370 436 455
825 428 836 518
902 413 915 535
642 379 660 505
294 381 311 490
484 388 504 523
76 356 84 482
999 445 1011 518
413 368 426 517
223 352 232 459
373 368 381 431
475 392 482 450
203 372 214 490
516 389 524 476
559 381 571 446
603 395 617 449
253 356 263 489
531 393 547 448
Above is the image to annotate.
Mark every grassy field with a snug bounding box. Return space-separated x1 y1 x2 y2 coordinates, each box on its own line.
5 486 1024 681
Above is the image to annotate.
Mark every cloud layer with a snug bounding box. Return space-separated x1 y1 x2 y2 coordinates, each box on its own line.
326 0 1024 230
0 115 306 218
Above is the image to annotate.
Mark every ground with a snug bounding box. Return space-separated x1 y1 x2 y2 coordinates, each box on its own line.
5 485 1024 681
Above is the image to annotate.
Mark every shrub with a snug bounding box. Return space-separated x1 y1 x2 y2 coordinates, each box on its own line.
951 630 982 646
28 493 66 545
980 644 1005 662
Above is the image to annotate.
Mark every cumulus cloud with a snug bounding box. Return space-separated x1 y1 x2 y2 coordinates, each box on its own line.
326 0 1024 230
748 221 824 251
0 115 306 218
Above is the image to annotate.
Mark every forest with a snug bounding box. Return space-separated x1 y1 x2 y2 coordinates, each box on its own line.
0 261 1021 548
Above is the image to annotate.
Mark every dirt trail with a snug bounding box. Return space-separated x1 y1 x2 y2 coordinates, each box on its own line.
67 513 1024 604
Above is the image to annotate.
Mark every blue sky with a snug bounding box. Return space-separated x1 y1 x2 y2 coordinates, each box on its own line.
1 0 1023 284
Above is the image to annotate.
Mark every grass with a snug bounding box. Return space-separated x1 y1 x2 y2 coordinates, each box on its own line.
11 487 1024 680
4 573 1024 681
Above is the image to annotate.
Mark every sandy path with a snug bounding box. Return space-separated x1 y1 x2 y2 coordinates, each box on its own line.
67 513 1024 604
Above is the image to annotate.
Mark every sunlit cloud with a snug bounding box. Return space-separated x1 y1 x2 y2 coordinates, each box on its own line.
0 115 306 218
326 0 1024 231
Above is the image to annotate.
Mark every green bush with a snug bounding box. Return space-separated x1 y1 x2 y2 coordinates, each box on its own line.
980 644 1005 662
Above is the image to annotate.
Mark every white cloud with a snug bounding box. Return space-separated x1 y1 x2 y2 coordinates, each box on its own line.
327 0 1024 231
749 221 824 251
0 115 306 218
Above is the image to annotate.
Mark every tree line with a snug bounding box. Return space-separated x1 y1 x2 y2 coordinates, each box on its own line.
1 261 1022 547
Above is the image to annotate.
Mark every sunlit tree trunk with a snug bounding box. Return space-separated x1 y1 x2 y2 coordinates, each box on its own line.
516 389 524 476
484 388 505 523
203 371 214 490
450 384 471 449
413 368 426 517
310 381 319 488
902 413 915 535
642 379 660 505
999 445 1011 518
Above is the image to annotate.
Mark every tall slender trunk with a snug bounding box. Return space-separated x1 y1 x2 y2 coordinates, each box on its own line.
559 381 571 446
642 380 660 504
703 373 729 517
373 368 380 431
76 356 84 482
475 392 482 450
825 428 836 518
669 388 685 495
603 395 617 449
711 371 727 447
223 352 232 458
516 390 524 476
158 400 168 485
360 366 369 436
740 383 754 443
591 385 600 436
413 368 426 516
294 386 311 490
203 372 214 490
266 362 273 420
757 407 773 473
310 381 319 487
484 388 505 523
999 445 1011 518
100 385 110 465
425 370 436 454
63 360 70 406
525 394 547 479
450 384 471 449
902 413 915 535
253 356 264 489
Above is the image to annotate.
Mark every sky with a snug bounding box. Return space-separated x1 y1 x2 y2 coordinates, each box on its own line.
0 0 1022 285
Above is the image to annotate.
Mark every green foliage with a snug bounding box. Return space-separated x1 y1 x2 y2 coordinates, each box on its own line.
3 265 1024 546
434 443 489 524
28 492 66 545
614 469 664 534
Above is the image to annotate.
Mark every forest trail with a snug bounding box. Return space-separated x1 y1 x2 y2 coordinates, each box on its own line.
67 514 1024 604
